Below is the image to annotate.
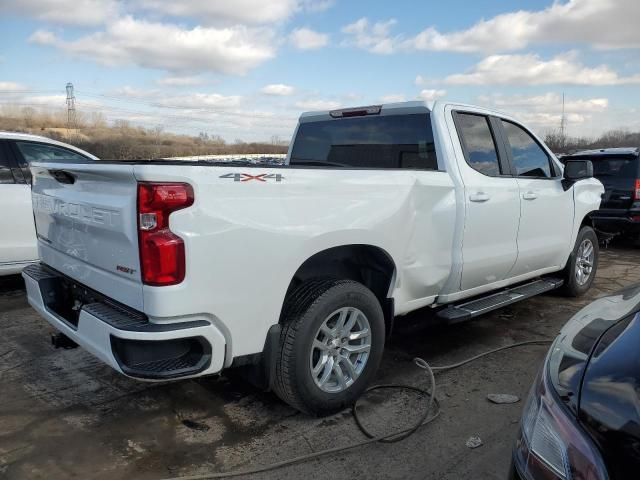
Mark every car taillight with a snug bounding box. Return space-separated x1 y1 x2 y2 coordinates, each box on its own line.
513 354 609 480
634 179 640 201
137 182 194 286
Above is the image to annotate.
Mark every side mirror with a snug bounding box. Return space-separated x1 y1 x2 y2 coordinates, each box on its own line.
564 160 593 182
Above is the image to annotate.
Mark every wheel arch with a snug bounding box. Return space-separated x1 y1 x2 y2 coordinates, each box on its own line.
580 212 596 230
280 244 397 332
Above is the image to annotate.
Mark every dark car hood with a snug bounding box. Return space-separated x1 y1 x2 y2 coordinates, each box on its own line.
549 284 640 478
548 284 640 412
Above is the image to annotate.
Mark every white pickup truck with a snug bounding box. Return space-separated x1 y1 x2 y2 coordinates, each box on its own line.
23 101 603 415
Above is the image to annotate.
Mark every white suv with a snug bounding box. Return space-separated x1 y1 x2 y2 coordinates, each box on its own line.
0 132 97 276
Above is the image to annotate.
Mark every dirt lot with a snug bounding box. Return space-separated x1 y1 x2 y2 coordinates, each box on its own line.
1 243 639 480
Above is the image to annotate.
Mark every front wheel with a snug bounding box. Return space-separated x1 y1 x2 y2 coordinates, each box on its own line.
273 279 385 415
561 226 599 297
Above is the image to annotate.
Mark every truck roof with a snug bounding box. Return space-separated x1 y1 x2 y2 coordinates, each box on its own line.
567 147 640 158
298 101 433 121
298 100 515 123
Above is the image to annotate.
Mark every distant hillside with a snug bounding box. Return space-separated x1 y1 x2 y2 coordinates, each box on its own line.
545 129 640 154
2 104 638 159
0 106 289 159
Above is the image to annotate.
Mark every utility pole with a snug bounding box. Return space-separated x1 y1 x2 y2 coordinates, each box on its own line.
559 92 566 148
65 82 77 136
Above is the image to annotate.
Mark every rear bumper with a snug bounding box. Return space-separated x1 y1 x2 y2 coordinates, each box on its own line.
22 263 226 380
591 214 640 235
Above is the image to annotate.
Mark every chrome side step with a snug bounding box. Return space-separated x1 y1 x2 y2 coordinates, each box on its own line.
436 278 564 323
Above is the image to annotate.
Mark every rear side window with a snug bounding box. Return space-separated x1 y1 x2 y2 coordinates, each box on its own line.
501 121 553 178
15 141 90 164
290 113 438 169
456 113 501 177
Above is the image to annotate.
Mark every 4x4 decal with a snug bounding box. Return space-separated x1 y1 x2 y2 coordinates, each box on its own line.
219 173 284 182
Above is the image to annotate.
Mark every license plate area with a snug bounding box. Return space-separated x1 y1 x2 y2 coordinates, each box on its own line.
40 276 98 328
31 265 144 330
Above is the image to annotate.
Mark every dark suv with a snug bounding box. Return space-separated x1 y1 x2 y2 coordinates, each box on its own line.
563 147 640 241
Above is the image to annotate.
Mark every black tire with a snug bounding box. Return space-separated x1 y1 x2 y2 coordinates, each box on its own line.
561 226 599 297
273 279 385 416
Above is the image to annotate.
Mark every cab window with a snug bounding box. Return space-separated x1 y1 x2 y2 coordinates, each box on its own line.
501 121 554 178
456 113 502 177
290 113 438 170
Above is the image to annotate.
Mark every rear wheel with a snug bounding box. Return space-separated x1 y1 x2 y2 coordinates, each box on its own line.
273 279 385 415
561 226 598 297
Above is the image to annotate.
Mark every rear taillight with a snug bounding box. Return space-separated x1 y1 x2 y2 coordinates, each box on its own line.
634 179 640 201
137 182 194 286
513 351 608 480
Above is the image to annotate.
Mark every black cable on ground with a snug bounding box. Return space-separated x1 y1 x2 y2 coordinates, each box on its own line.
162 339 551 480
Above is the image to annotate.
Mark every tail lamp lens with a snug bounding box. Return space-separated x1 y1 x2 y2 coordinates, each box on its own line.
514 361 609 480
137 182 194 286
634 179 640 201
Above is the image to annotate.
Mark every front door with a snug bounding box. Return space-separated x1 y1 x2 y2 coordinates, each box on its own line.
499 120 573 276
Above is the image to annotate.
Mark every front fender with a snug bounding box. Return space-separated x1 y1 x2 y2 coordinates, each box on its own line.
572 177 605 245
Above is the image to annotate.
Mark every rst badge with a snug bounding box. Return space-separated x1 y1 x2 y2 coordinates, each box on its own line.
219 173 284 182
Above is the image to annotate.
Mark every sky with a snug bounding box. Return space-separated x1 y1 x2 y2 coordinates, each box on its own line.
0 0 639 142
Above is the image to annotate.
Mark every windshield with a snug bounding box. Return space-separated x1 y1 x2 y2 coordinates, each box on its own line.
290 113 438 170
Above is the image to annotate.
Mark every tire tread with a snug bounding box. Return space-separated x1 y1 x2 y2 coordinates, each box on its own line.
273 279 373 414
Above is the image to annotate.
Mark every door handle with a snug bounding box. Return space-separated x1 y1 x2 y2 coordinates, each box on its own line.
469 192 490 202
522 191 538 200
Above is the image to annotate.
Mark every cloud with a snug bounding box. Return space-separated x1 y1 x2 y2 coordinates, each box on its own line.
481 93 609 113
344 1 640 54
414 75 435 87
408 0 640 52
154 93 243 109
111 85 161 98
0 82 27 92
132 0 299 25
27 94 68 106
156 76 206 87
29 17 276 74
380 94 406 103
0 0 118 26
289 27 329 50
417 89 446 102
261 84 295 96
444 52 640 86
5 0 334 27
295 99 342 110
342 18 398 54
478 93 609 130
300 0 335 13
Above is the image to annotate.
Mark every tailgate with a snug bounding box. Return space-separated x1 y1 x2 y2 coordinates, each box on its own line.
591 156 638 211
31 162 143 310
598 177 635 211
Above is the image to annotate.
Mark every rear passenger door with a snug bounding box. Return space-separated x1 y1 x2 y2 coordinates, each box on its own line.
499 120 573 275
0 141 37 266
452 111 521 291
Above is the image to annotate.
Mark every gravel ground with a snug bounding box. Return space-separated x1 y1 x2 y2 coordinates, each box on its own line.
1 242 639 480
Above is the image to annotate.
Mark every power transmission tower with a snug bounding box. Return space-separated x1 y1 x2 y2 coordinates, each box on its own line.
65 82 77 135
559 92 566 148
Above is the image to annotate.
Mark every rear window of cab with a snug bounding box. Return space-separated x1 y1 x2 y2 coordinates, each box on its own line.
569 155 639 179
289 113 438 170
